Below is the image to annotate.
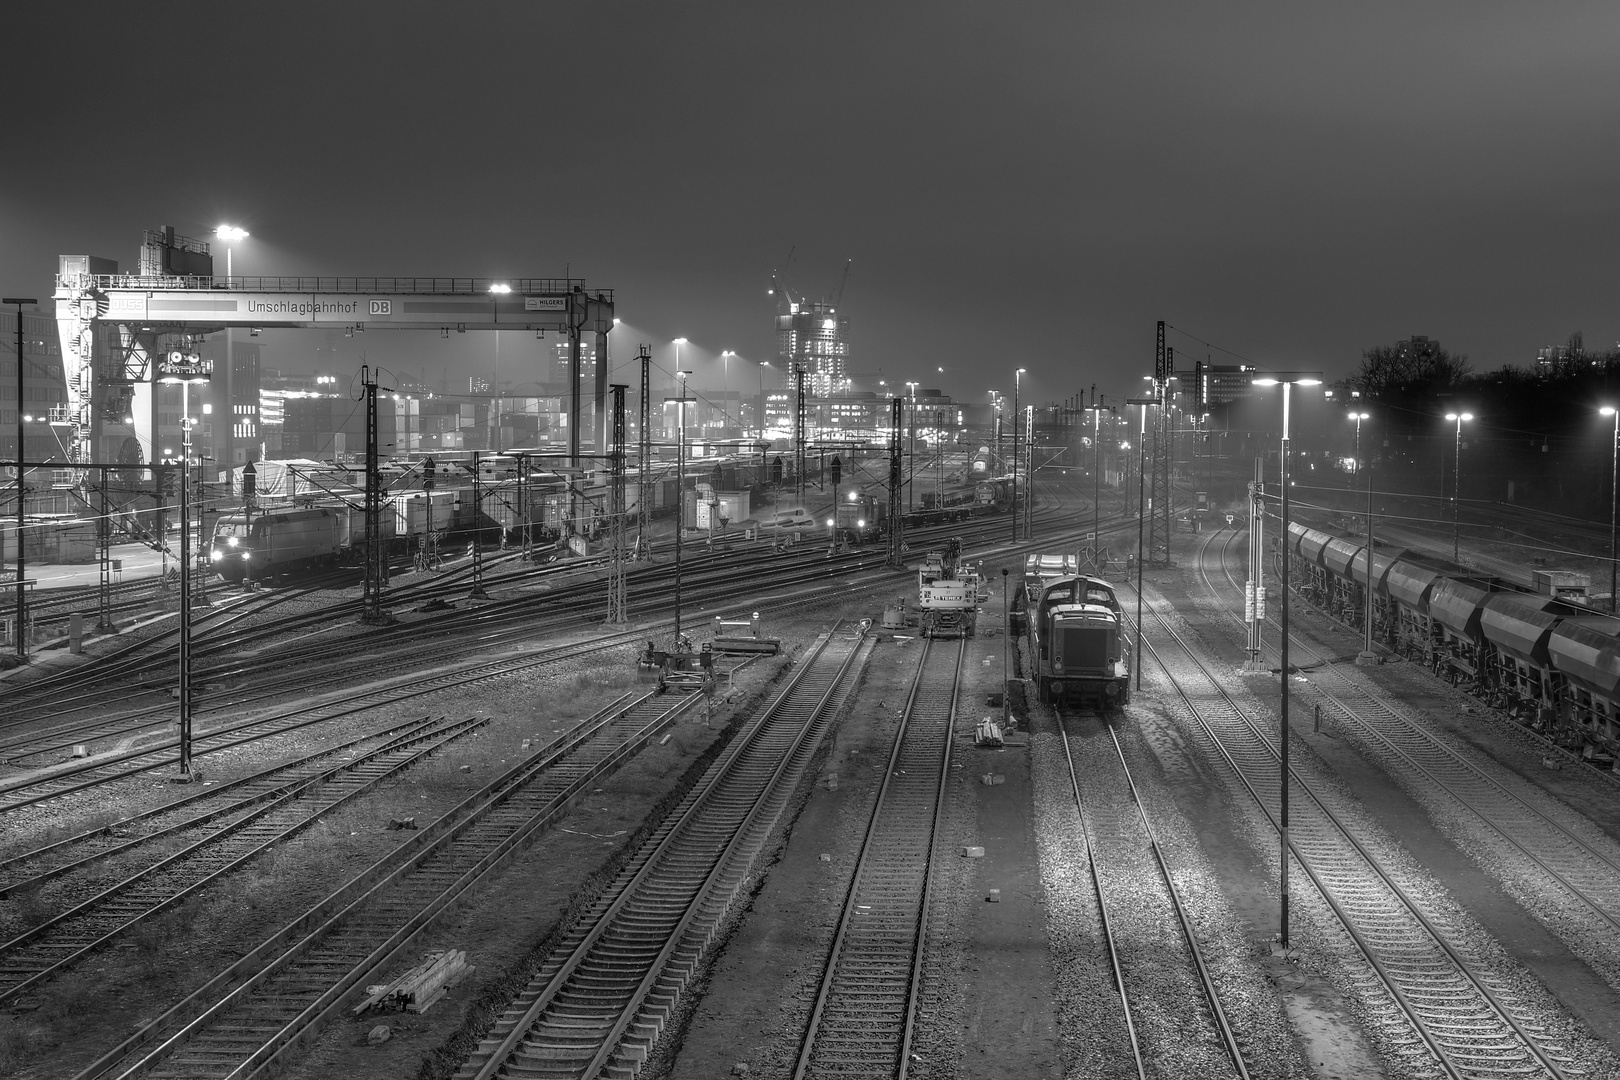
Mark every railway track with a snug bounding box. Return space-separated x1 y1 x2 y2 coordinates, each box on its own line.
455 623 872 1080
0 542 877 755
0 515 1028 815
0 546 876 775
1052 705 1250 1080
0 629 659 817
6 488 1078 719
1126 578 1588 1079
791 635 961 1077
4 493 1099 839
72 687 705 1080
0 714 459 894
1196 529 1620 993
0 713 486 1007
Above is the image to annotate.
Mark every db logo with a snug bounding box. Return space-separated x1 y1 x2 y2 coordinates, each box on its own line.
369 299 392 316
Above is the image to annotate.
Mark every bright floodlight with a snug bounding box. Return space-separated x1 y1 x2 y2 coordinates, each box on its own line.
1445 412 1474 422
1251 371 1322 386
215 225 249 241
1348 411 1370 420
488 283 511 294
1604 406 1618 417
673 337 688 345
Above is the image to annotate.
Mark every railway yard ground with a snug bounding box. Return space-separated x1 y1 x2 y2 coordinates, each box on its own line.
5 492 1620 1080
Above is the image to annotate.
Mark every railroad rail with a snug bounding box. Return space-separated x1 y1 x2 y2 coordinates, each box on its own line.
1126 578 1584 1079
73 688 701 1080
0 714 485 1007
0 515 1021 821
456 623 872 1080
791 635 962 1077
0 542 871 752
0 714 456 896
1052 706 1249 1079
0 630 655 816
1198 529 1620 995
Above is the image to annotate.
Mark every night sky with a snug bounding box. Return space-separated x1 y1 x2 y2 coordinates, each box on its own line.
3 2 1617 405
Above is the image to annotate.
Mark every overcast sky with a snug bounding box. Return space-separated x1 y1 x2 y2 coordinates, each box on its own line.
3 2 1616 404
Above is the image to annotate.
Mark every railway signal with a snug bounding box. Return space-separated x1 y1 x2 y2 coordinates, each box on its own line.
423 456 436 490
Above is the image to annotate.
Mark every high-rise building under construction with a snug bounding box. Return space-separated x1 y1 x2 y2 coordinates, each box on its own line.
776 299 850 397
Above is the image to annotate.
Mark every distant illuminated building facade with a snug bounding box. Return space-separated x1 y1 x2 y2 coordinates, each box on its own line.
776 299 850 398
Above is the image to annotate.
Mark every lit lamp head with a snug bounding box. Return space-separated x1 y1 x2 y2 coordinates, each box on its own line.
1602 406 1617 418
1445 411 1474 424
214 225 248 243
1249 372 1323 388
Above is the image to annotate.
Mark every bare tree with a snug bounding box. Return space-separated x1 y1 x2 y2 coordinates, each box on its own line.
1352 338 1471 399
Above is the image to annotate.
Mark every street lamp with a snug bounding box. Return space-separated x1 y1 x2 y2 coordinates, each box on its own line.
1251 370 1323 950
1126 397 1156 692
1444 411 1473 563
215 227 248 473
721 350 736 435
670 370 693 650
1012 369 1026 542
1601 407 1619 613
1350 412 1378 666
1348 411 1370 473
4 297 36 660
989 391 1003 478
1084 403 1115 571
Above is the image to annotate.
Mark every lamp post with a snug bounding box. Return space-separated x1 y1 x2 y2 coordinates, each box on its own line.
1445 411 1473 563
989 391 1003 480
1012 369 1026 542
1349 412 1377 665
1251 370 1323 950
1084 404 1114 571
905 381 919 512
1348 410 1368 471
1126 397 1155 692
214 227 248 472
757 361 770 441
1601 407 1619 612
671 370 693 649
722 352 741 440
4 297 36 660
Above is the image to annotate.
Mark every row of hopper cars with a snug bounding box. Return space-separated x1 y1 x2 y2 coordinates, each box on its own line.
1015 553 1133 708
1285 521 1618 768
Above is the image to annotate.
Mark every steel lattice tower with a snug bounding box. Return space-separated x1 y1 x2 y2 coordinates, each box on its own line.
1147 324 1174 566
361 366 391 623
794 366 807 507
606 383 628 623
637 346 652 558
887 397 905 568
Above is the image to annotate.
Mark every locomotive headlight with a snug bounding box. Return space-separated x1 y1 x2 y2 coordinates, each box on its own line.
241 552 251 560
227 536 239 547
857 519 865 528
210 550 223 562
